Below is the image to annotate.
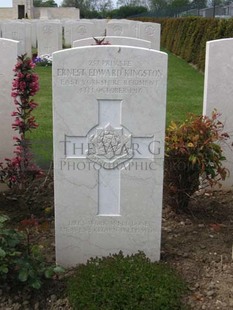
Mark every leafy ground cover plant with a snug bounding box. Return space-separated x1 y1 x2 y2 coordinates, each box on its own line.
0 214 63 290
0 54 42 190
164 110 229 210
67 251 186 310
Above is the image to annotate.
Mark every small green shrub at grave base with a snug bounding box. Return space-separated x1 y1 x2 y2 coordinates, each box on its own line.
164 110 229 210
0 214 64 290
67 251 187 310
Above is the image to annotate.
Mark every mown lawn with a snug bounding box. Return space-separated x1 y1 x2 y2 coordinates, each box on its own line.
165 49 204 124
30 66 53 167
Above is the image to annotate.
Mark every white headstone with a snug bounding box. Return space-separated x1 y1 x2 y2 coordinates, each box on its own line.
64 20 74 47
37 21 62 56
203 38 233 189
106 20 134 37
127 20 142 38
0 39 19 164
2 21 32 57
73 36 151 48
53 45 167 267
70 21 94 43
139 22 161 50
92 19 107 37
29 20 38 49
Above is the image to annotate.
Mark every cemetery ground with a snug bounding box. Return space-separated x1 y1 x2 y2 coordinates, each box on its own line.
1 172 233 309
1 51 233 309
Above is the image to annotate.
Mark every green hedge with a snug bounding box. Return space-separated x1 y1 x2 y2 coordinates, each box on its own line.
133 17 233 71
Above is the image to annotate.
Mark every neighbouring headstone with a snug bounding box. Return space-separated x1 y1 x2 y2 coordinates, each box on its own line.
92 19 107 37
29 20 38 49
53 45 167 267
2 21 32 57
106 20 137 38
203 38 233 189
0 38 19 166
73 36 151 48
129 20 141 38
64 20 74 47
139 22 161 50
37 21 62 56
70 21 94 43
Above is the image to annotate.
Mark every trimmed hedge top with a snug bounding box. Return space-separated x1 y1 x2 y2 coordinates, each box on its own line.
133 17 233 71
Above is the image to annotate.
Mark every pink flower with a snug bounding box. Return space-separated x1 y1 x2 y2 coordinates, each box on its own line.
19 81 26 90
11 92 18 98
29 100 38 109
2 54 43 189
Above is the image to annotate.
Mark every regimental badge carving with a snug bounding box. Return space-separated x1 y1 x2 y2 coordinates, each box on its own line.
113 25 123 35
145 25 156 36
76 25 87 35
43 26 52 34
87 123 133 169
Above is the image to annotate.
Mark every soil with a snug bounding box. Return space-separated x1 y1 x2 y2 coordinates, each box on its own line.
0 176 233 310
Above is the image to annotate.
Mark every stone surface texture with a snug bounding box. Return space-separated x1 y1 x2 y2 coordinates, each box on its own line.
203 38 233 189
0 39 19 165
2 21 31 57
139 22 160 50
106 20 137 38
37 21 62 56
53 46 167 267
70 21 94 44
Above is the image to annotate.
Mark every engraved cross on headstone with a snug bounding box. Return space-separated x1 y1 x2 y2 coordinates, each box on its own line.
63 99 156 216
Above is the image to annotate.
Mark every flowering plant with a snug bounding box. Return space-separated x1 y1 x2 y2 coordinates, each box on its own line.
0 54 42 190
93 37 111 45
34 54 52 66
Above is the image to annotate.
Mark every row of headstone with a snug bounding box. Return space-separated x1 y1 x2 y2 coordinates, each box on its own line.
53 36 233 266
0 19 160 56
64 20 160 50
0 20 61 56
1 21 31 57
0 23 164 266
2 23 232 268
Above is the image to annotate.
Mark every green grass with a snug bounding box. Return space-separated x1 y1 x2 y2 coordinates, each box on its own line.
166 49 204 124
29 52 204 167
30 66 52 168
